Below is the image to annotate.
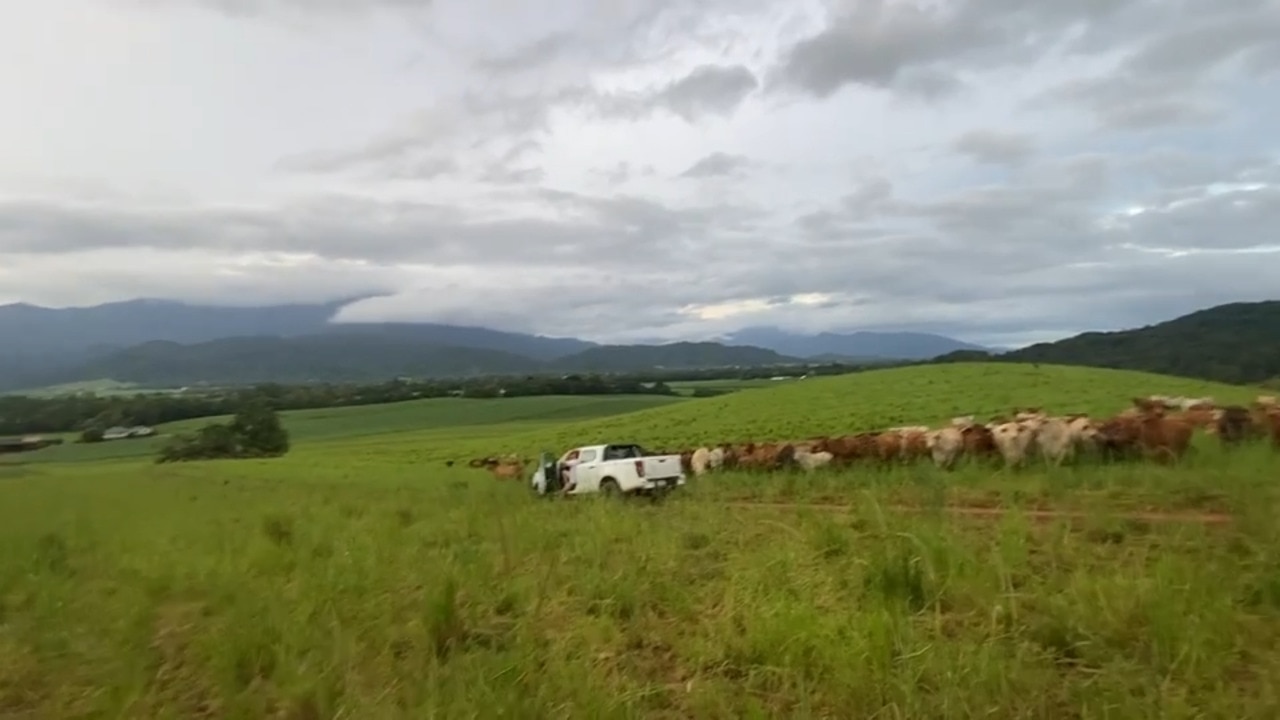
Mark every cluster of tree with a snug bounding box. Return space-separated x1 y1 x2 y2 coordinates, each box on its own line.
0 362 878 436
157 403 290 463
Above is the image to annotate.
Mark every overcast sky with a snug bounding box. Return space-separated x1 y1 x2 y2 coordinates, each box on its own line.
1 0 1277 347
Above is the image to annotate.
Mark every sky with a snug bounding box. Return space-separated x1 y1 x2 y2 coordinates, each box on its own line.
0 0 1277 348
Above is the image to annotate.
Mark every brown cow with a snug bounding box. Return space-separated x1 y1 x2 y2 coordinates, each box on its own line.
899 429 930 461
747 442 796 470
1135 407 1194 463
1179 406 1217 432
812 434 876 464
1094 415 1141 462
1215 406 1254 446
960 424 997 460
679 449 695 475
874 431 902 464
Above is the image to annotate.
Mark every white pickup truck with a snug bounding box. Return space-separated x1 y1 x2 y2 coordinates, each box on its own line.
530 443 686 497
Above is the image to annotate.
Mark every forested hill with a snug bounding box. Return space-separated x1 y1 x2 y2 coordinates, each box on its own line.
935 301 1280 385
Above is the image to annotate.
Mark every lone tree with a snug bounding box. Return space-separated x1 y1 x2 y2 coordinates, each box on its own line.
228 401 290 457
157 402 290 463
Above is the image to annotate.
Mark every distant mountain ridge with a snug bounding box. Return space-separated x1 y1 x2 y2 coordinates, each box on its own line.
3 298 1275 389
724 326 989 360
3 335 808 389
0 298 987 389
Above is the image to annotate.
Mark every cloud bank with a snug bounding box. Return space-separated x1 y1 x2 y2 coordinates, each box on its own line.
1 0 1277 346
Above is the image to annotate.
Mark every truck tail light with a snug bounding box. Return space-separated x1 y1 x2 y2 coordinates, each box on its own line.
634 460 645 477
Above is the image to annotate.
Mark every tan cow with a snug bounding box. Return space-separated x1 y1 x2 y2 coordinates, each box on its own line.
794 447 834 471
989 421 1037 468
926 427 965 469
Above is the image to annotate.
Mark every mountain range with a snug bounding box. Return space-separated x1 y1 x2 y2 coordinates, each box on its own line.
0 298 987 390
5 298 1274 390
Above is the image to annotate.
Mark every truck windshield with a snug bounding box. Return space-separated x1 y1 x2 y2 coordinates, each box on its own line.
604 444 648 460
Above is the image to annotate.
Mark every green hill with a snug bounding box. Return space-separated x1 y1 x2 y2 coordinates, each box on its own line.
442 362 1263 458
953 301 1280 384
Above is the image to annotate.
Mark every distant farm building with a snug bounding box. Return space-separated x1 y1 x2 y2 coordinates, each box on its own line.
0 435 65 455
102 426 155 441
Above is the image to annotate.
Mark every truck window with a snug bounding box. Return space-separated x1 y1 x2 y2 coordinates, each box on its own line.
604 445 644 461
579 449 598 463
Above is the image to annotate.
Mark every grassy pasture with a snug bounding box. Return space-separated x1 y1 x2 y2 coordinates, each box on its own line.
9 394 686 465
5 378 185 398
2 362 1279 718
667 377 799 395
440 362 1266 461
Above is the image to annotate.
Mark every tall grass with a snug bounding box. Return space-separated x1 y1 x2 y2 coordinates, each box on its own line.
2 447 1278 718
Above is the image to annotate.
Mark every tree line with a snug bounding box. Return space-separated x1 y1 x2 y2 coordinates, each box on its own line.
0 362 877 436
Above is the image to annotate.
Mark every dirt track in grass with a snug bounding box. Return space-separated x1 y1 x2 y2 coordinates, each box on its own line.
718 500 1235 525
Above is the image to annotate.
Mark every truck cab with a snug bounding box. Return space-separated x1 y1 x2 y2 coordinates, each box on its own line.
531 443 686 497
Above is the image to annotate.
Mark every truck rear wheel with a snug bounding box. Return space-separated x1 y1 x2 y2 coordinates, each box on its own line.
599 478 621 498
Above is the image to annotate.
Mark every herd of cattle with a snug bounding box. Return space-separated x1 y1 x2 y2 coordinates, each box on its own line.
468 394 1280 479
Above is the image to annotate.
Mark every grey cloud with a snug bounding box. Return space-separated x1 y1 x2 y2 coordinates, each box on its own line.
652 64 759 121
890 68 966 101
1121 148 1273 189
0 248 404 310
12 0 1280 345
1035 1 1279 129
1123 6 1280 80
276 91 565 178
479 166 545 185
592 64 759 123
679 152 751 179
475 139 544 185
131 0 436 19
382 156 460 180
1044 75 1224 130
795 177 897 245
285 64 757 182
283 62 756 184
762 154 1278 338
463 0 784 79
472 32 573 74
0 189 752 274
771 2 970 98
7 148 1279 344
588 162 655 185
770 0 1275 118
844 178 894 214
1102 184 1280 252
951 129 1034 166
769 1 1128 99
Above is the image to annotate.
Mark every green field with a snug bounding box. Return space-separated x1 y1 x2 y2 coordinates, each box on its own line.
9 394 686 464
668 377 800 395
443 362 1266 461
5 378 186 398
2 363 1278 718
